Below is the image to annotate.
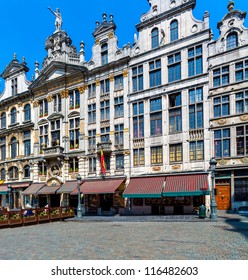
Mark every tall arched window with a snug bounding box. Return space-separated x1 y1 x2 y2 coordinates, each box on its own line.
170 20 178 42
226 32 238 50
11 137 17 159
9 166 18 179
0 112 6 129
101 43 108 66
151 28 159 49
24 165 30 178
24 104 31 121
0 168 5 181
10 107 17 124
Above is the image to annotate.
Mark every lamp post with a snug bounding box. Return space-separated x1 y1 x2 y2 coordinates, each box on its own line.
7 184 12 209
209 157 218 220
77 174 82 219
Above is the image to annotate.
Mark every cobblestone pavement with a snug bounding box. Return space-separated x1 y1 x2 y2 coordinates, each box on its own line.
0 212 247 260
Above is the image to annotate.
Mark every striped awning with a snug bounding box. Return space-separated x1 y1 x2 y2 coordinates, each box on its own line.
22 183 45 195
57 181 78 194
71 178 125 195
123 176 165 198
162 174 209 197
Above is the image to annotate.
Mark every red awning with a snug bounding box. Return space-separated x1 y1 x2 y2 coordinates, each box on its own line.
37 186 61 195
57 181 78 194
162 174 209 196
71 178 125 195
12 182 31 189
123 176 165 198
22 183 45 195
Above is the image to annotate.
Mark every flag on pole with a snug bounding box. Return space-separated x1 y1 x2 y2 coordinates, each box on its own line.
100 149 106 175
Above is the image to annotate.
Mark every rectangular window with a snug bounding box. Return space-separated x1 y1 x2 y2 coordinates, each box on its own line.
236 91 248 114
114 75 123 90
235 60 248 82
169 93 182 133
69 158 79 173
69 90 80 110
133 102 144 138
190 141 204 161
170 144 182 162
39 99 48 117
51 120 61 146
132 65 143 92
100 79 110 95
149 59 161 87
39 124 48 150
24 131 31 156
69 118 80 150
100 100 110 121
150 97 162 136
115 124 124 145
168 52 181 82
236 125 248 156
189 88 203 129
151 146 163 164
89 157 96 173
53 94 62 112
114 96 124 118
133 148 145 166
88 103 96 124
213 66 229 87
188 45 203 77
88 129 96 149
116 154 124 170
11 78 18 96
88 83 96 98
214 129 230 158
234 178 248 201
213 95 230 117
100 127 110 143
0 137 6 161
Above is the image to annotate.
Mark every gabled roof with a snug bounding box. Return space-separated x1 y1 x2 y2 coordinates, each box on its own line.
1 58 29 79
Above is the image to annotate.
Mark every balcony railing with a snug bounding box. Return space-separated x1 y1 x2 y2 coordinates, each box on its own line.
97 141 112 153
189 129 204 141
42 145 64 158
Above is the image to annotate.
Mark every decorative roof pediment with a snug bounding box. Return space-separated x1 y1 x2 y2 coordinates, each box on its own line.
47 112 64 120
93 14 116 38
1 58 29 79
68 111 80 118
38 119 49 126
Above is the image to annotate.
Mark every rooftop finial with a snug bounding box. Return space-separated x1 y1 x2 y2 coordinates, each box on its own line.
13 53 17 60
228 1 234 12
109 14 114 22
102 13 107 22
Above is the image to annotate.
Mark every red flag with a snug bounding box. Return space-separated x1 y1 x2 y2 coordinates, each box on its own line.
100 149 106 175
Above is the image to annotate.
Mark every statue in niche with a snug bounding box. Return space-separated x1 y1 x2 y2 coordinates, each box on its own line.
48 7 62 32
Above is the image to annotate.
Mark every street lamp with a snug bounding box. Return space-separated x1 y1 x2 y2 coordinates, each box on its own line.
7 184 12 209
209 157 217 220
76 174 82 219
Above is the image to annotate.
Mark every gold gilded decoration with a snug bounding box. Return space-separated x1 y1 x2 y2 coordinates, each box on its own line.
33 100 39 108
172 165 181 170
218 159 227 165
152 166 161 172
217 118 227 125
108 32 114 39
110 131 115 135
95 80 100 86
109 74 114 82
60 89 69 98
47 95 53 102
124 151 130 156
78 85 87 94
241 157 248 164
122 69 128 77
240 115 248 121
18 102 23 107
124 128 129 133
95 39 100 45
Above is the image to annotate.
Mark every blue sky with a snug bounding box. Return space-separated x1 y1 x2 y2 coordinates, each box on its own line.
0 0 247 85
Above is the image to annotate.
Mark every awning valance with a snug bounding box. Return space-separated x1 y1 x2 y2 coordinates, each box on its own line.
57 181 78 194
162 174 209 197
37 186 61 195
22 183 45 195
71 178 125 195
0 185 8 195
123 176 165 198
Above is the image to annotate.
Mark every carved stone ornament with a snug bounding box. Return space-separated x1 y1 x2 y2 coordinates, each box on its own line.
47 95 53 102
95 80 100 86
241 157 248 164
50 164 61 177
240 115 248 121
152 166 161 171
172 165 181 170
95 39 100 45
78 85 87 94
217 118 227 125
108 32 114 39
122 69 128 77
18 102 23 107
109 74 114 82
218 159 228 165
33 100 39 108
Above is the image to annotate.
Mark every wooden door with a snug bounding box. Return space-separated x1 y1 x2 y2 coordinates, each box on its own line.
216 185 231 210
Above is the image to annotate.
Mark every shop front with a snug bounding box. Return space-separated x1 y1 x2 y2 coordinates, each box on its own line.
70 177 126 215
123 174 209 215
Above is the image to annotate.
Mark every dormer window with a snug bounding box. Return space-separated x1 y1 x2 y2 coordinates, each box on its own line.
170 20 178 42
11 78 18 96
151 28 159 49
101 43 108 66
227 32 238 50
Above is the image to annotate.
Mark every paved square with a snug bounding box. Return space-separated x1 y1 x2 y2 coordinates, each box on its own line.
0 213 247 260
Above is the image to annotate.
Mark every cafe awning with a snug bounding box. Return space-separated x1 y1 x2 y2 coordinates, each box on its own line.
162 174 209 197
57 181 78 194
71 178 125 195
11 182 31 189
0 185 8 195
22 183 45 195
37 186 61 195
123 176 165 198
